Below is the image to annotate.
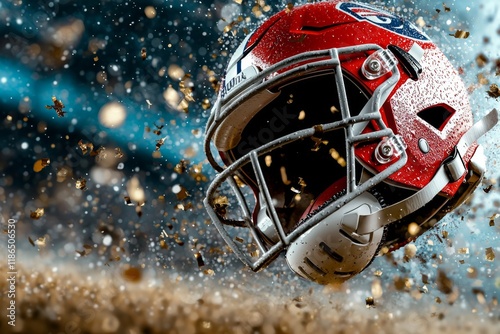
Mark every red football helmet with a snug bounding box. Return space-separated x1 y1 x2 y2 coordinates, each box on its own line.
204 1 498 284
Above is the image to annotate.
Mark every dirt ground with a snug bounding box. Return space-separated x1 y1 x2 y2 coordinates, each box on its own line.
1 261 498 334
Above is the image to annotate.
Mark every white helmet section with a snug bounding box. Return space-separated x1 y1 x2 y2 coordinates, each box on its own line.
286 192 384 284
212 32 280 152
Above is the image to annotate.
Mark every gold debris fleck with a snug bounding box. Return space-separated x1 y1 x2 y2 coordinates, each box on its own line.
159 239 168 250
33 158 50 172
141 47 147 60
407 222 420 236
203 269 215 276
190 162 208 182
155 137 166 151
144 6 156 19
365 296 375 308
174 159 189 174
123 266 142 282
485 247 495 261
78 139 94 155
201 98 211 110
213 196 229 216
265 155 272 167
450 30 469 39
404 243 417 260
458 247 469 255
285 3 294 14
114 147 124 158
371 279 383 299
194 252 205 267
298 110 306 120
45 96 66 117
476 53 488 67
75 177 87 190
472 288 486 305
374 270 383 277
174 236 184 246
436 269 454 295
30 208 45 220
234 236 244 243
487 84 500 99
172 184 190 201
35 237 46 247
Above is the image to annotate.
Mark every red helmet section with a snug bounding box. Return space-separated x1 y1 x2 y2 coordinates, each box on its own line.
238 1 474 197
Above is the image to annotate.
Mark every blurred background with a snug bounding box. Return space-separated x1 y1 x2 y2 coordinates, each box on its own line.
0 0 499 333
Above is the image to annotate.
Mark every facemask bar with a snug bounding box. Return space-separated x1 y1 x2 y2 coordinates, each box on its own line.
204 44 407 271
205 44 399 173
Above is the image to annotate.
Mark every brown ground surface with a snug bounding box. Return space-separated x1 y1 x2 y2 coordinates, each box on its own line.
1 261 499 334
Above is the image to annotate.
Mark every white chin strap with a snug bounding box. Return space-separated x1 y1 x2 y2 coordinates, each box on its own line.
285 192 383 285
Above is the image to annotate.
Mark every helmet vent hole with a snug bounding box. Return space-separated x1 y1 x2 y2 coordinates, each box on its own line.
297 266 316 281
304 257 326 276
319 242 343 262
417 105 454 131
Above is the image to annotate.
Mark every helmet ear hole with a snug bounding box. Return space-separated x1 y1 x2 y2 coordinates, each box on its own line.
285 192 384 284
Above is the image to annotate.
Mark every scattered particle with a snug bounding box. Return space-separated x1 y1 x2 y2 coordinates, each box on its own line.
476 53 488 67
201 98 211 110
30 208 45 220
285 3 294 13
33 158 50 172
123 266 142 282
404 244 417 261
365 296 375 308
45 96 66 117
35 237 46 248
483 184 493 193
408 222 420 236
450 30 469 39
155 137 166 151
172 184 189 201
174 160 189 174
489 213 498 227
487 84 500 99
75 177 87 190
472 288 486 305
374 270 383 277
146 99 152 108
213 196 229 217
371 279 383 298
141 47 147 60
114 147 124 158
436 269 454 295
194 252 205 267
485 247 495 261
98 102 127 128
144 6 156 19
78 139 94 155
28 237 35 247
203 269 215 276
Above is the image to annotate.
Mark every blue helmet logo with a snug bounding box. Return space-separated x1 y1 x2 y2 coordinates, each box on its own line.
338 2 429 41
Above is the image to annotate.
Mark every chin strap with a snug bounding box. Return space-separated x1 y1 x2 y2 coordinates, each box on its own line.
356 108 498 235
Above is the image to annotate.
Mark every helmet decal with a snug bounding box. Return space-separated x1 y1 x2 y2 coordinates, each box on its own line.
337 2 430 41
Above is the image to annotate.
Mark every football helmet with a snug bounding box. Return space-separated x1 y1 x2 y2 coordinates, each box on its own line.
204 1 498 284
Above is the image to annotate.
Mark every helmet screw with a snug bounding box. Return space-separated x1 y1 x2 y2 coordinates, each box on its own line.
368 60 381 72
380 144 393 157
